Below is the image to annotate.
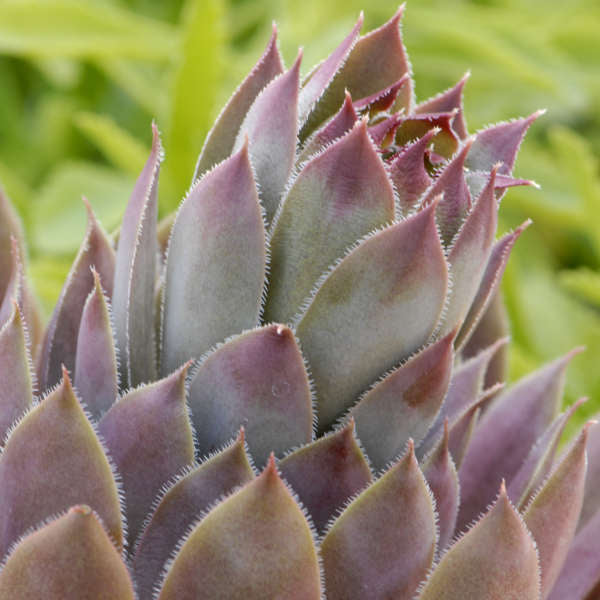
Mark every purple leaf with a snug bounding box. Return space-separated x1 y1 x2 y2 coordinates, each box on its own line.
112 123 160 388
353 74 409 115
578 410 600 532
394 112 460 160
0 237 23 327
161 142 266 375
466 169 538 200
265 118 395 323
189 324 313 467
322 441 436 600
157 456 322 599
98 363 195 545
296 201 448 431
278 419 372 533
0 186 24 301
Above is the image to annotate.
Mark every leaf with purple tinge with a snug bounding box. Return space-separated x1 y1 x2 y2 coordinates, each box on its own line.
189 324 312 467
465 170 537 200
162 142 265 375
0 187 24 300
194 25 284 178
523 423 591 599
0 506 135 600
508 398 586 510
578 411 600 532
0 238 23 327
353 74 409 115
233 52 301 222
368 113 403 147
394 112 460 160
157 456 322 600
415 73 470 139
278 419 372 533
302 6 412 138
457 349 582 533
442 166 499 335
296 201 448 432
298 14 363 123
421 420 459 552
74 269 118 422
456 221 530 349
0 303 33 441
418 482 541 600
466 110 545 174
298 90 358 162
132 431 254 600
265 119 395 324
390 129 435 215
0 369 123 558
112 123 160 388
347 329 454 472
322 440 436 600
98 363 195 546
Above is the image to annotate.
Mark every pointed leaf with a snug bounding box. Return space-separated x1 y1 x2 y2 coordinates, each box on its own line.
466 170 537 199
278 420 372 533
0 506 135 600
524 423 591 598
265 119 395 323
296 201 448 431
233 53 301 222
0 237 23 326
0 370 123 557
578 412 600 531
157 457 321 600
194 25 283 178
189 324 313 467
322 441 436 600
0 186 24 300
348 329 454 471
132 432 254 599
418 483 540 600
353 74 409 115
112 123 160 388
74 269 118 421
394 112 460 159
162 143 265 375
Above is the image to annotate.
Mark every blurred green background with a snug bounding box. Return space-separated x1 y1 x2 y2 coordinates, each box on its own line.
0 0 599 422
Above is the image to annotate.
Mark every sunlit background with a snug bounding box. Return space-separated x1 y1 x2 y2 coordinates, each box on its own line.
0 0 599 426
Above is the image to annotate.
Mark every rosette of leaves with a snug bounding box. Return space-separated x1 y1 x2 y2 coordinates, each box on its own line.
0 8 598 599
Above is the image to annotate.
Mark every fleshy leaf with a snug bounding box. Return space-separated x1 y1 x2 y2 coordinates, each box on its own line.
112 123 160 388
189 324 312 467
98 364 195 545
322 441 436 600
278 420 372 533
465 170 537 199
523 423 591 599
233 52 301 222
353 74 409 115
265 119 395 324
394 112 460 159
296 201 448 431
74 268 119 421
0 186 24 299
466 110 544 174
0 303 33 441
157 456 322 600
0 369 123 557
421 420 460 552
132 432 254 599
457 349 580 532
348 329 454 471
161 142 265 375
578 412 600 531
0 506 135 600
298 14 363 123
418 483 540 600
194 24 283 178
0 237 23 327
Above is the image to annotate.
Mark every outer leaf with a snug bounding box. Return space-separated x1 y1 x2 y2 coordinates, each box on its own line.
322 441 436 600
74 268 119 421
233 52 301 222
278 420 372 533
157 456 322 600
418 483 540 600
132 432 254 599
162 142 265 375
0 506 135 600
578 412 600 531
188 324 313 467
348 329 454 471
265 119 395 324
296 200 448 431
0 369 123 557
194 24 283 178
0 237 23 326
98 364 195 545
112 123 160 388
0 186 24 299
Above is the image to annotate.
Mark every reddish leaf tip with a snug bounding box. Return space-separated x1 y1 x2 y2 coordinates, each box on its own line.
499 478 507 497
237 426 246 444
60 364 73 387
69 504 93 517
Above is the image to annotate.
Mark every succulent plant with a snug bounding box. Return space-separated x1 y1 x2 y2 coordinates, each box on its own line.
0 6 598 599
